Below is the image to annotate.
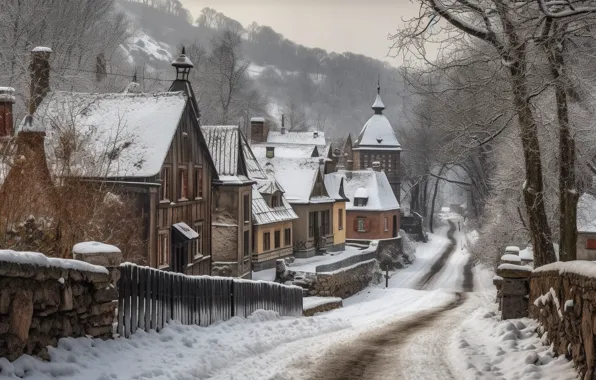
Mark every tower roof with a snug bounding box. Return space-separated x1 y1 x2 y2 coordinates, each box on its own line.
371 81 385 114
171 46 194 69
353 82 400 151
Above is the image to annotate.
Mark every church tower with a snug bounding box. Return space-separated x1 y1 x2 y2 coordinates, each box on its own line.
352 81 402 201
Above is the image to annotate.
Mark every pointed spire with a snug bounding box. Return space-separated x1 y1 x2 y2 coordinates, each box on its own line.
372 78 385 114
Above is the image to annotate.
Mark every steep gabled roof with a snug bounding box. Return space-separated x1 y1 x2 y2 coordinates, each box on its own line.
327 170 399 211
324 174 349 202
200 125 255 185
251 184 298 225
353 90 401 151
18 91 192 179
256 156 333 205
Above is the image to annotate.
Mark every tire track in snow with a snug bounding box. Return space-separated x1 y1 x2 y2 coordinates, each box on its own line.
307 293 466 380
415 220 457 290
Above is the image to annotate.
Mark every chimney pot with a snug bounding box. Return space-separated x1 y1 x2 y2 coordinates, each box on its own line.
29 47 52 115
372 161 381 172
346 159 354 171
281 114 286 135
251 117 268 144
0 87 15 138
313 131 319 138
266 146 275 158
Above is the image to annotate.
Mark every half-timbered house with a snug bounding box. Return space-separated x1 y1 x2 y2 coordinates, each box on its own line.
15 49 217 274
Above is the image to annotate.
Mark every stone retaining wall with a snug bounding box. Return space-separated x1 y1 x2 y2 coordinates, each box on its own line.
312 259 379 298
529 262 596 379
0 257 117 360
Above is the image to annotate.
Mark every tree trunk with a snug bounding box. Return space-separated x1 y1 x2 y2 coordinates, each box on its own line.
429 165 445 233
545 28 578 261
504 35 556 267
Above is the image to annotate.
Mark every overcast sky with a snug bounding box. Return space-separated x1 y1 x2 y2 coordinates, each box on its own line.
180 0 422 64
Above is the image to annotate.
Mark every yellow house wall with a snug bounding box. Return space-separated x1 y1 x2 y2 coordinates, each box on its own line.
333 201 346 245
254 221 294 255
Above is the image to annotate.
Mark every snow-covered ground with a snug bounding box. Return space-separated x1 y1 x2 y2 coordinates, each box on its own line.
0 218 578 380
451 306 576 380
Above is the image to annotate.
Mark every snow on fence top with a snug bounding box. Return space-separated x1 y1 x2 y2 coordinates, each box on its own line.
73 241 121 255
533 261 596 278
0 250 108 274
501 254 521 263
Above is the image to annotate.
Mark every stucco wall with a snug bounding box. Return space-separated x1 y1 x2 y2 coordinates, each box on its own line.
332 201 346 246
346 210 399 240
292 203 334 254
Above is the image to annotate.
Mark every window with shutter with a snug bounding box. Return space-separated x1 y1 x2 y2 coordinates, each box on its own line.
357 217 366 232
587 238 596 250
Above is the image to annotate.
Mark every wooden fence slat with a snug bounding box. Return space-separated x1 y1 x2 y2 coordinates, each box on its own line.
117 264 125 337
145 268 152 330
131 265 138 334
122 265 132 338
138 267 146 331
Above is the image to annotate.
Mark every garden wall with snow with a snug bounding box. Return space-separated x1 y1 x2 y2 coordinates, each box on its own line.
0 250 117 361
529 261 596 379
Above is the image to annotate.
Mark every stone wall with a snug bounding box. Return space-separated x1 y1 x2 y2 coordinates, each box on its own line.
313 259 378 298
529 262 596 379
0 255 117 361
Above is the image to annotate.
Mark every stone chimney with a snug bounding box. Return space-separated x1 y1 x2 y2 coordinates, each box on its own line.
346 160 354 171
281 114 286 135
29 47 52 115
251 117 269 144
372 161 381 172
0 87 15 138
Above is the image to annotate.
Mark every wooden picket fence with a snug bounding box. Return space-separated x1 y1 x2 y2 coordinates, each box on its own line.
117 263 303 337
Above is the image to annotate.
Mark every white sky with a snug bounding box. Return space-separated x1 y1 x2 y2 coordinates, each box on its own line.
180 0 424 65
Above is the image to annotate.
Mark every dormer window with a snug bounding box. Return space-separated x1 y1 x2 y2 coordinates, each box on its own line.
353 187 369 207
354 197 368 207
271 194 279 208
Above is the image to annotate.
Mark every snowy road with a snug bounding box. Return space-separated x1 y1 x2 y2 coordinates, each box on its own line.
307 219 479 380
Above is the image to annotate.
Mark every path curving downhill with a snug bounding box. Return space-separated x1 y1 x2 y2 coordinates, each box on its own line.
308 219 477 380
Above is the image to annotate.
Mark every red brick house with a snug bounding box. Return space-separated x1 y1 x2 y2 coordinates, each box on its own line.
326 166 400 241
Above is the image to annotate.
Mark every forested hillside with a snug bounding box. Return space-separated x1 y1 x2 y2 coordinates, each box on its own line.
116 0 406 139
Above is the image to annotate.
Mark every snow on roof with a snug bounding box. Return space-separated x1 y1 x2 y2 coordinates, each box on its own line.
73 241 121 255
534 260 596 278
257 156 333 204
239 132 269 181
371 94 385 110
0 87 15 103
173 222 199 240
353 114 401 150
354 187 369 199
267 130 326 146
19 91 189 178
201 125 252 185
251 117 265 122
0 249 108 274
252 144 318 159
327 170 399 211
252 184 298 225
577 193 596 233
324 173 348 201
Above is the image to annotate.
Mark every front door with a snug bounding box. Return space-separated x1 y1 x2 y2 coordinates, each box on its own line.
171 230 188 274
